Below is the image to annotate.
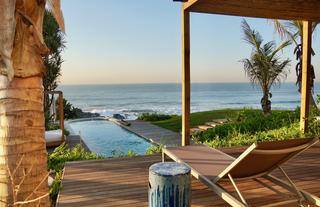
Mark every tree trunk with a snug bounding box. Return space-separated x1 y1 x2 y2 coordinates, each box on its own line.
261 93 271 115
0 76 49 207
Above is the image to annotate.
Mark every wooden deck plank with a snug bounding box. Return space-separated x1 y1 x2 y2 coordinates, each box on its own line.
57 145 320 207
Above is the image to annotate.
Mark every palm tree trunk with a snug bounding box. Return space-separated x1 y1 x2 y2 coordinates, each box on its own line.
0 76 49 207
298 37 318 110
261 91 271 115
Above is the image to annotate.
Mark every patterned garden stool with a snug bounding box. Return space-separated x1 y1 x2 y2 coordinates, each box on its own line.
149 162 191 207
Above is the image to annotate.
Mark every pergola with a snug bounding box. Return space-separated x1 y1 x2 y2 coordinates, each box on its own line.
175 0 320 146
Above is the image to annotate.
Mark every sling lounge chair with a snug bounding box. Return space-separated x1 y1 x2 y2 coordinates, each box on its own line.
162 137 320 207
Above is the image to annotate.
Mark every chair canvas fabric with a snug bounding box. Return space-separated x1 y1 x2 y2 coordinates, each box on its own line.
163 137 320 207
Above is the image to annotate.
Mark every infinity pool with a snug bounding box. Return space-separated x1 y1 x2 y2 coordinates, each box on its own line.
68 120 152 157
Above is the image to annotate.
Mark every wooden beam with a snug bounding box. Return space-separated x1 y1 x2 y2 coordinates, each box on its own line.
182 8 190 146
300 21 312 133
185 0 320 21
58 91 65 142
182 0 199 11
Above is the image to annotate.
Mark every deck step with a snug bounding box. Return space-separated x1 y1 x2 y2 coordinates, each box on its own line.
205 122 219 127
190 128 203 134
212 119 228 124
198 125 213 130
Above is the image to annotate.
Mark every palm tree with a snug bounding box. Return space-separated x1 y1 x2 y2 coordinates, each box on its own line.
272 20 318 107
0 0 64 206
241 20 291 114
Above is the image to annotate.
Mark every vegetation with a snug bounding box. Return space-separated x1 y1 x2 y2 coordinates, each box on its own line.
271 20 318 107
111 149 138 157
61 98 83 120
152 109 242 132
48 143 162 205
138 113 174 122
48 144 103 205
192 108 320 148
43 11 65 92
241 20 291 114
43 10 66 129
146 144 164 155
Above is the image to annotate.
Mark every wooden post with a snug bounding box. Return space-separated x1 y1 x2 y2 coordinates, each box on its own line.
58 91 65 142
182 8 190 146
300 21 312 133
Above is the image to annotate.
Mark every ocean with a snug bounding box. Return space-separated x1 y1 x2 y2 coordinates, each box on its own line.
58 83 320 119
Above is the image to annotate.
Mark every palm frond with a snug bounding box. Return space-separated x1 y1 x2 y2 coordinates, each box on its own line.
241 21 290 99
46 0 65 32
270 20 298 45
270 40 291 60
241 19 263 51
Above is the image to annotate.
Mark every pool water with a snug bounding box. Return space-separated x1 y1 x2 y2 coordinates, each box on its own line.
68 120 153 157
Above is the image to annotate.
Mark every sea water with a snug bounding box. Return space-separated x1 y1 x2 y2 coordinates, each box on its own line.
59 83 320 119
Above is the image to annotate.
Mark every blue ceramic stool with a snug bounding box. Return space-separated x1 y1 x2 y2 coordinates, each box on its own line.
149 162 191 207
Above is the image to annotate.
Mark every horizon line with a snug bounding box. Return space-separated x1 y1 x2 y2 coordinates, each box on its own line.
58 81 305 86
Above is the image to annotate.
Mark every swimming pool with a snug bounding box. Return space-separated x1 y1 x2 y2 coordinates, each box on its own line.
67 119 153 157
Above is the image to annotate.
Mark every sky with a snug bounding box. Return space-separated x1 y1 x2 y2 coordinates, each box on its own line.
60 0 320 85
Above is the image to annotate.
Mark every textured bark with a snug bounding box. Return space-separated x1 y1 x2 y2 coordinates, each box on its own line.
0 0 16 80
0 0 50 206
12 0 49 78
0 76 49 207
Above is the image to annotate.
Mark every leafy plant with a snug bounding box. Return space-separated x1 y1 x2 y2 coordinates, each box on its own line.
111 149 138 158
43 10 66 128
146 144 164 155
138 113 173 122
241 19 291 114
193 107 320 148
193 109 300 143
48 144 103 204
60 98 83 120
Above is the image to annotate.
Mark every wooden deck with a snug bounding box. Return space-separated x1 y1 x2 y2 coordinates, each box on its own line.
57 145 320 207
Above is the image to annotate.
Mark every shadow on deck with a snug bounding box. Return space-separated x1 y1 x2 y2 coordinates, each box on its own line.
57 145 320 207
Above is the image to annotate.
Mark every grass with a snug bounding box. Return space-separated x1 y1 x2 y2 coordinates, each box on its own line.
147 107 320 148
192 108 320 148
203 123 304 148
151 109 256 132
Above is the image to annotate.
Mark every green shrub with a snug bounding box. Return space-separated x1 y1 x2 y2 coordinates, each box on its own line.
138 113 173 122
194 109 300 143
203 123 305 148
60 98 83 120
48 144 103 204
146 144 163 155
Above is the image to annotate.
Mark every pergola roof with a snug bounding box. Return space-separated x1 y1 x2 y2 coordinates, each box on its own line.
175 0 316 145
178 0 320 21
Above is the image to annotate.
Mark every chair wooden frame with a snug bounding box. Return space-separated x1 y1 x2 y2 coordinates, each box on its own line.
162 138 320 207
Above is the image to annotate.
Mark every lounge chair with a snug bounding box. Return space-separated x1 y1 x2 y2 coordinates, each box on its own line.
45 129 65 147
162 138 320 207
